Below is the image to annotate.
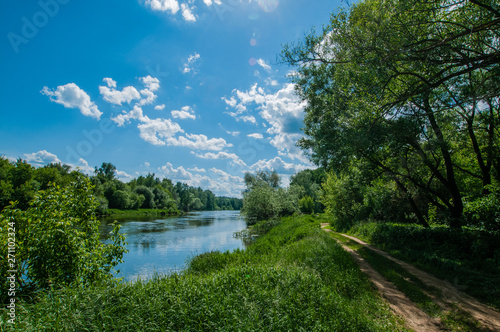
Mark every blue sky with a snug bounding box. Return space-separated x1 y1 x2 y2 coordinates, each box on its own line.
0 0 342 197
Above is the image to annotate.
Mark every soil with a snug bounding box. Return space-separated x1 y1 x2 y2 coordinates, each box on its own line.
320 223 500 332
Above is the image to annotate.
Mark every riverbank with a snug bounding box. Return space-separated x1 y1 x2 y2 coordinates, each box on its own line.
4 214 407 331
99 208 181 219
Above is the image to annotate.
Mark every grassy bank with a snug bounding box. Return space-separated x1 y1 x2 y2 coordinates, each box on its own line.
99 208 181 219
2 215 407 331
342 221 500 310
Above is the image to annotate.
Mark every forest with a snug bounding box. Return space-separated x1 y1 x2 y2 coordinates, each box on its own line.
0 158 242 215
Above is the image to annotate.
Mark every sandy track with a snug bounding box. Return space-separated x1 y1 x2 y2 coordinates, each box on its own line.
320 224 500 331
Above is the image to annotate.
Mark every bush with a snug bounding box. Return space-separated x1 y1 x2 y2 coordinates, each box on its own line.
0 176 127 298
464 185 500 233
299 195 314 214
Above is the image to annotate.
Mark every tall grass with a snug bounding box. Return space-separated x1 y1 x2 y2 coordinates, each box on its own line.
347 221 500 310
2 215 407 331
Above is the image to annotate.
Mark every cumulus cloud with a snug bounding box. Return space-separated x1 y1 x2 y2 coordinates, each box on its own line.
155 104 166 111
192 151 246 167
250 156 314 174
111 105 146 127
159 162 193 180
181 3 196 22
137 116 184 146
23 150 61 167
171 105 196 120
100 76 159 106
223 82 309 162
187 167 206 173
21 151 96 175
140 75 160 92
99 78 141 105
41 83 102 120
159 163 244 197
167 134 232 151
145 0 180 14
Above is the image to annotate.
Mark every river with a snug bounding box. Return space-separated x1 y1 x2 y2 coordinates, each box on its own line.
99 210 247 282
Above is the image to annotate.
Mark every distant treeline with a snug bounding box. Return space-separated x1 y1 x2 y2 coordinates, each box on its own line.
0 158 242 214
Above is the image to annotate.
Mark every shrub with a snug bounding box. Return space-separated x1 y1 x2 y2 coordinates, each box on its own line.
0 176 127 299
299 195 314 214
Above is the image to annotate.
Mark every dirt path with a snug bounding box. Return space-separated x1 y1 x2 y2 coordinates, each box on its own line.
320 224 500 332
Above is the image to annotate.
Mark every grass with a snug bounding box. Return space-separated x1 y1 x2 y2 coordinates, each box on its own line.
347 221 500 310
326 231 494 331
1 215 408 331
99 208 181 219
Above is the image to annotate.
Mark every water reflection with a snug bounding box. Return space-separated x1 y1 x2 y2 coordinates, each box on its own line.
99 211 247 281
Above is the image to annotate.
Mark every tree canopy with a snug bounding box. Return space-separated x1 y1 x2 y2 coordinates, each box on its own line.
281 0 500 229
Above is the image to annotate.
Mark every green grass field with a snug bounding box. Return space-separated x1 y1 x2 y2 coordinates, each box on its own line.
2 215 407 331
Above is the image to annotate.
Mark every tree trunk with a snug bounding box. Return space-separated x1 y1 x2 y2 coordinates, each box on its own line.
424 96 463 228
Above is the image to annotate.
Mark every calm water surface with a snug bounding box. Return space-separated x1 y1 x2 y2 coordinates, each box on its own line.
99 210 247 281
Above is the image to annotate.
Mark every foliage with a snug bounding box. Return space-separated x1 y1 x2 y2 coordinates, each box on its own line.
298 195 314 214
0 176 127 299
0 157 78 211
348 221 500 310
281 0 500 229
8 215 406 331
242 172 300 225
290 169 326 213
464 184 500 232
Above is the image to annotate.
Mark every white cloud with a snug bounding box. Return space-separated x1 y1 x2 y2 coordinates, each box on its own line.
187 167 206 173
192 151 246 167
265 78 279 86
250 156 314 174
155 104 166 111
116 170 133 181
140 75 160 92
21 151 95 175
202 0 212 6
103 77 117 88
41 83 102 120
224 82 309 162
111 105 146 127
183 52 201 74
99 76 159 106
137 76 160 106
23 150 61 166
257 58 272 72
167 134 232 151
247 133 263 139
137 116 184 146
159 163 244 197
160 162 193 180
171 105 196 120
145 0 180 14
99 79 141 105
181 3 196 22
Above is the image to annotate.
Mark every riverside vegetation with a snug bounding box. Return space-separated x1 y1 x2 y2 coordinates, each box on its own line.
2 212 408 331
2 0 500 329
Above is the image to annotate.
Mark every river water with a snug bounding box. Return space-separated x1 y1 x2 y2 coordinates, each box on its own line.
99 210 247 282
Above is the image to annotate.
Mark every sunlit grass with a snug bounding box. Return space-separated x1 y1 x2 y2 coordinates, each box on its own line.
4 215 408 331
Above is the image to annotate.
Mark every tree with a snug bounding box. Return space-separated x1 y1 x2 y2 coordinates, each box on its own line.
94 162 117 184
242 172 299 224
0 176 126 296
281 0 500 228
134 185 155 209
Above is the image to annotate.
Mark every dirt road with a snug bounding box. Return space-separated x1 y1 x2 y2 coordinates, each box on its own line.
320 223 500 332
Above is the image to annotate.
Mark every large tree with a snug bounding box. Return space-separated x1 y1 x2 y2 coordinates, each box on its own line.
281 0 500 228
